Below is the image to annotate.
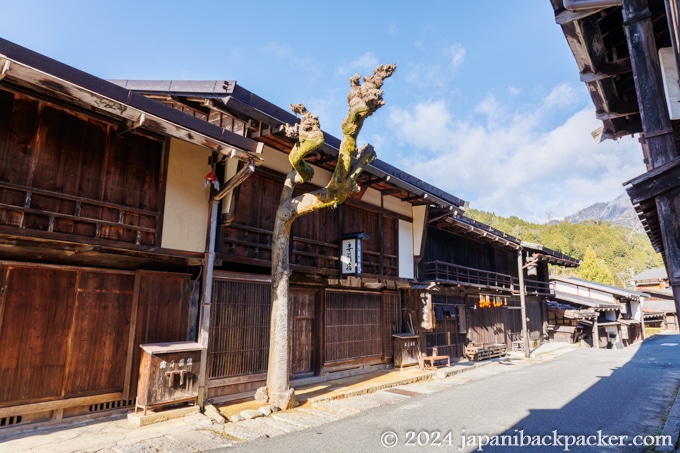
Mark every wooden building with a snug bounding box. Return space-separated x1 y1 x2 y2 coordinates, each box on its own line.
0 37 581 432
632 268 679 330
0 38 263 430
403 216 579 358
549 0 680 320
110 78 481 403
550 276 647 347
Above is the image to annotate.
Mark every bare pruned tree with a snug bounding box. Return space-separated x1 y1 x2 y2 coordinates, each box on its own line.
255 64 396 410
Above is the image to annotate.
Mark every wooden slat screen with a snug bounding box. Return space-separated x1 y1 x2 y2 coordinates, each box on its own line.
382 291 401 359
208 279 271 378
325 291 382 363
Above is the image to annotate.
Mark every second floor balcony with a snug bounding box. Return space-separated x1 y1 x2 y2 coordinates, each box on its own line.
419 260 551 296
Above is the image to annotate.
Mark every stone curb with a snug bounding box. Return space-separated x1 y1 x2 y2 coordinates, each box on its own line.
307 359 497 404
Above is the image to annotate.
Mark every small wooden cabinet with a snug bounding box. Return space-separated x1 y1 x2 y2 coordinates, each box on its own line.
392 334 420 370
135 341 205 415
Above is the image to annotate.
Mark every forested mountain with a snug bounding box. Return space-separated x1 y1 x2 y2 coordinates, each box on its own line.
465 208 663 288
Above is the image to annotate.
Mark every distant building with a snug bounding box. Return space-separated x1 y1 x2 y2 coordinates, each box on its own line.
549 277 648 348
632 268 678 332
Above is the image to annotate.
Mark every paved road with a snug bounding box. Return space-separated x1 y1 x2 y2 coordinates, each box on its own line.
231 334 680 452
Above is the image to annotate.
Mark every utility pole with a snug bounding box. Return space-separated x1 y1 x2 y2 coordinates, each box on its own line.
517 250 531 358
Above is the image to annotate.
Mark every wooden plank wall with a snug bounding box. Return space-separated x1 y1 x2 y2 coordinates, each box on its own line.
423 227 517 276
0 262 192 424
467 301 506 345
289 288 319 376
0 89 162 247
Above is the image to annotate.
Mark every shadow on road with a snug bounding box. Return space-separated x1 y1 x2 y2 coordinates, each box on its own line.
475 333 680 452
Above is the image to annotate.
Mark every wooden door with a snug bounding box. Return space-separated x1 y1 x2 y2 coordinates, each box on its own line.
290 288 317 376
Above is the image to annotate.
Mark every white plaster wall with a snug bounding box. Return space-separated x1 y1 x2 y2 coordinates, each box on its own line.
161 139 212 253
411 205 427 256
399 219 414 279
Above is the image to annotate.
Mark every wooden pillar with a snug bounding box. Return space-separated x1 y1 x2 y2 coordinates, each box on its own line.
517 250 531 358
593 318 600 349
197 201 218 407
622 0 680 314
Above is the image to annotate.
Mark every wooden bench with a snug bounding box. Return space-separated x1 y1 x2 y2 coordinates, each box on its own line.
464 343 507 362
421 355 450 370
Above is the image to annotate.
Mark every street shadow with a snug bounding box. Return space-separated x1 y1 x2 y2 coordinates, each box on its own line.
476 333 680 452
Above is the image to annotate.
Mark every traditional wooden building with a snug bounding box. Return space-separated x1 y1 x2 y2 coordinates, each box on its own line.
404 216 579 358
549 0 680 320
0 38 263 430
550 276 647 347
0 36 580 432
110 78 478 403
633 267 678 330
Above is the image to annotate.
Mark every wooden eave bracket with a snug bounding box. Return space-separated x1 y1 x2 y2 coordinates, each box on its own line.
579 58 631 82
117 113 146 135
624 156 680 204
0 58 9 82
212 158 256 201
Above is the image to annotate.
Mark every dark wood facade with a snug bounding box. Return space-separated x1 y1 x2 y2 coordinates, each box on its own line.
0 262 195 426
0 36 581 431
0 38 261 431
408 220 576 360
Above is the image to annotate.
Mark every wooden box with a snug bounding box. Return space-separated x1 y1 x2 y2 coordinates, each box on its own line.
135 341 205 415
392 334 420 370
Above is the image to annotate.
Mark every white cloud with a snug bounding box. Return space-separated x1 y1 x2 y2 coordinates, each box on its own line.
403 42 466 92
446 43 465 72
336 52 380 78
544 83 582 110
385 89 645 223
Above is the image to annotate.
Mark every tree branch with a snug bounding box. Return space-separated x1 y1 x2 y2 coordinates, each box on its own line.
286 103 325 184
331 64 396 195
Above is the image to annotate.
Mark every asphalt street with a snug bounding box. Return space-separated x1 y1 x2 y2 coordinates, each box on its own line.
231 334 680 453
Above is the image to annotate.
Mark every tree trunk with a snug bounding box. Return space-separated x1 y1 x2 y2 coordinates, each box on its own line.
262 186 297 409
256 64 396 410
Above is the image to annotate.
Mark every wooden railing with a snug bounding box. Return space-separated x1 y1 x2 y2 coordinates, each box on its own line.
0 181 158 246
516 277 552 295
419 260 553 295
221 223 398 277
420 260 515 291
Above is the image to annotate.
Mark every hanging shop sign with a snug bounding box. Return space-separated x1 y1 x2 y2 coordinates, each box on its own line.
340 232 368 276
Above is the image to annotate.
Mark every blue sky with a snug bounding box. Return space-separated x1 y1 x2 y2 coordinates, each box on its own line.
3 1 645 223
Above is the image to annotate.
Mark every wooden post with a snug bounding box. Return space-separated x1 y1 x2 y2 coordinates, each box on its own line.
622 0 680 315
593 318 600 349
197 200 218 407
640 298 646 340
517 250 531 358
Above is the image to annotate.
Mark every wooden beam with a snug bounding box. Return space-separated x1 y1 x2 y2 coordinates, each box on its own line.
117 113 146 135
624 156 680 204
594 102 639 119
555 7 609 24
0 58 9 81
0 392 123 417
579 58 631 82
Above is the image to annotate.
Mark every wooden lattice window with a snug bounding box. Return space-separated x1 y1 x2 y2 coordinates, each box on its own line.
325 291 382 363
208 279 271 378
